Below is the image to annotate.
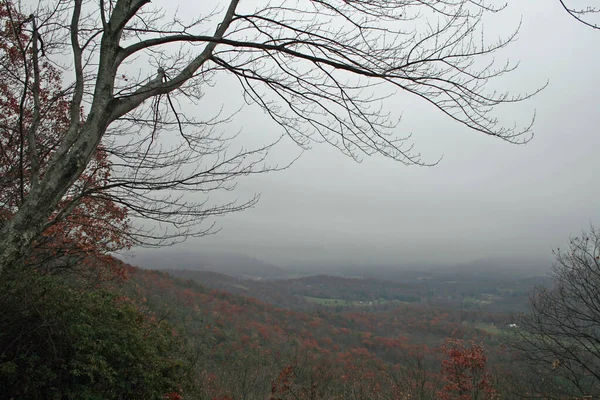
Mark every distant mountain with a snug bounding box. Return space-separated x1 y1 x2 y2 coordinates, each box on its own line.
125 250 290 279
450 256 552 279
281 256 552 283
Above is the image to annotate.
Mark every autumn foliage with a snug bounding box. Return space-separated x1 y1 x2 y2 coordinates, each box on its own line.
0 3 130 275
438 339 498 400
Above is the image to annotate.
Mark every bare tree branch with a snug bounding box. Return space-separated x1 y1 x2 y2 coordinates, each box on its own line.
511 226 600 398
559 0 600 29
0 0 544 272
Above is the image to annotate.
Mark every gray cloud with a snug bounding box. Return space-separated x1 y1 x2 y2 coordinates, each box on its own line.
131 0 600 268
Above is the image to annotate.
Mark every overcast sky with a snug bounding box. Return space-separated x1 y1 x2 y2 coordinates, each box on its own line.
131 0 600 268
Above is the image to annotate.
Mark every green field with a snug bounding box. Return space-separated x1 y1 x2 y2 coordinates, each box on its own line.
474 322 504 335
463 296 493 306
302 296 393 307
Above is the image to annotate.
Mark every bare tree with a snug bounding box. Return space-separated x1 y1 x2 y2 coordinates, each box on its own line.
0 0 542 273
511 227 600 399
559 1 600 29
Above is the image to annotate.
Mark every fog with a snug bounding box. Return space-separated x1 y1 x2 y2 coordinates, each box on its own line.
128 1 600 269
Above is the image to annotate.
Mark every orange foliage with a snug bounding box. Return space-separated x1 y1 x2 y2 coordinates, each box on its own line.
437 339 498 400
0 4 130 277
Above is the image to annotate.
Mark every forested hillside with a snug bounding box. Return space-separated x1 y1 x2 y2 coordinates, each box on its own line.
2 259 573 399
3 253 598 399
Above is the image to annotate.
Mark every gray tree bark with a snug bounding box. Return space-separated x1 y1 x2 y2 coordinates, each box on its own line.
0 0 239 272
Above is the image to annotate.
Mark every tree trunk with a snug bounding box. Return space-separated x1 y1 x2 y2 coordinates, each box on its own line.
0 114 109 273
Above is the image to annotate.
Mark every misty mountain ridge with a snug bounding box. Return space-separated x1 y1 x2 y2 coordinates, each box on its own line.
125 248 552 281
450 255 553 278
127 249 289 279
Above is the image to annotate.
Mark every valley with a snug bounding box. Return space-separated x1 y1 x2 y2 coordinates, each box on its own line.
101 254 557 398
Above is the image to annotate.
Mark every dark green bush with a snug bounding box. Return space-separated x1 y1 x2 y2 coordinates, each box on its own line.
0 269 186 400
